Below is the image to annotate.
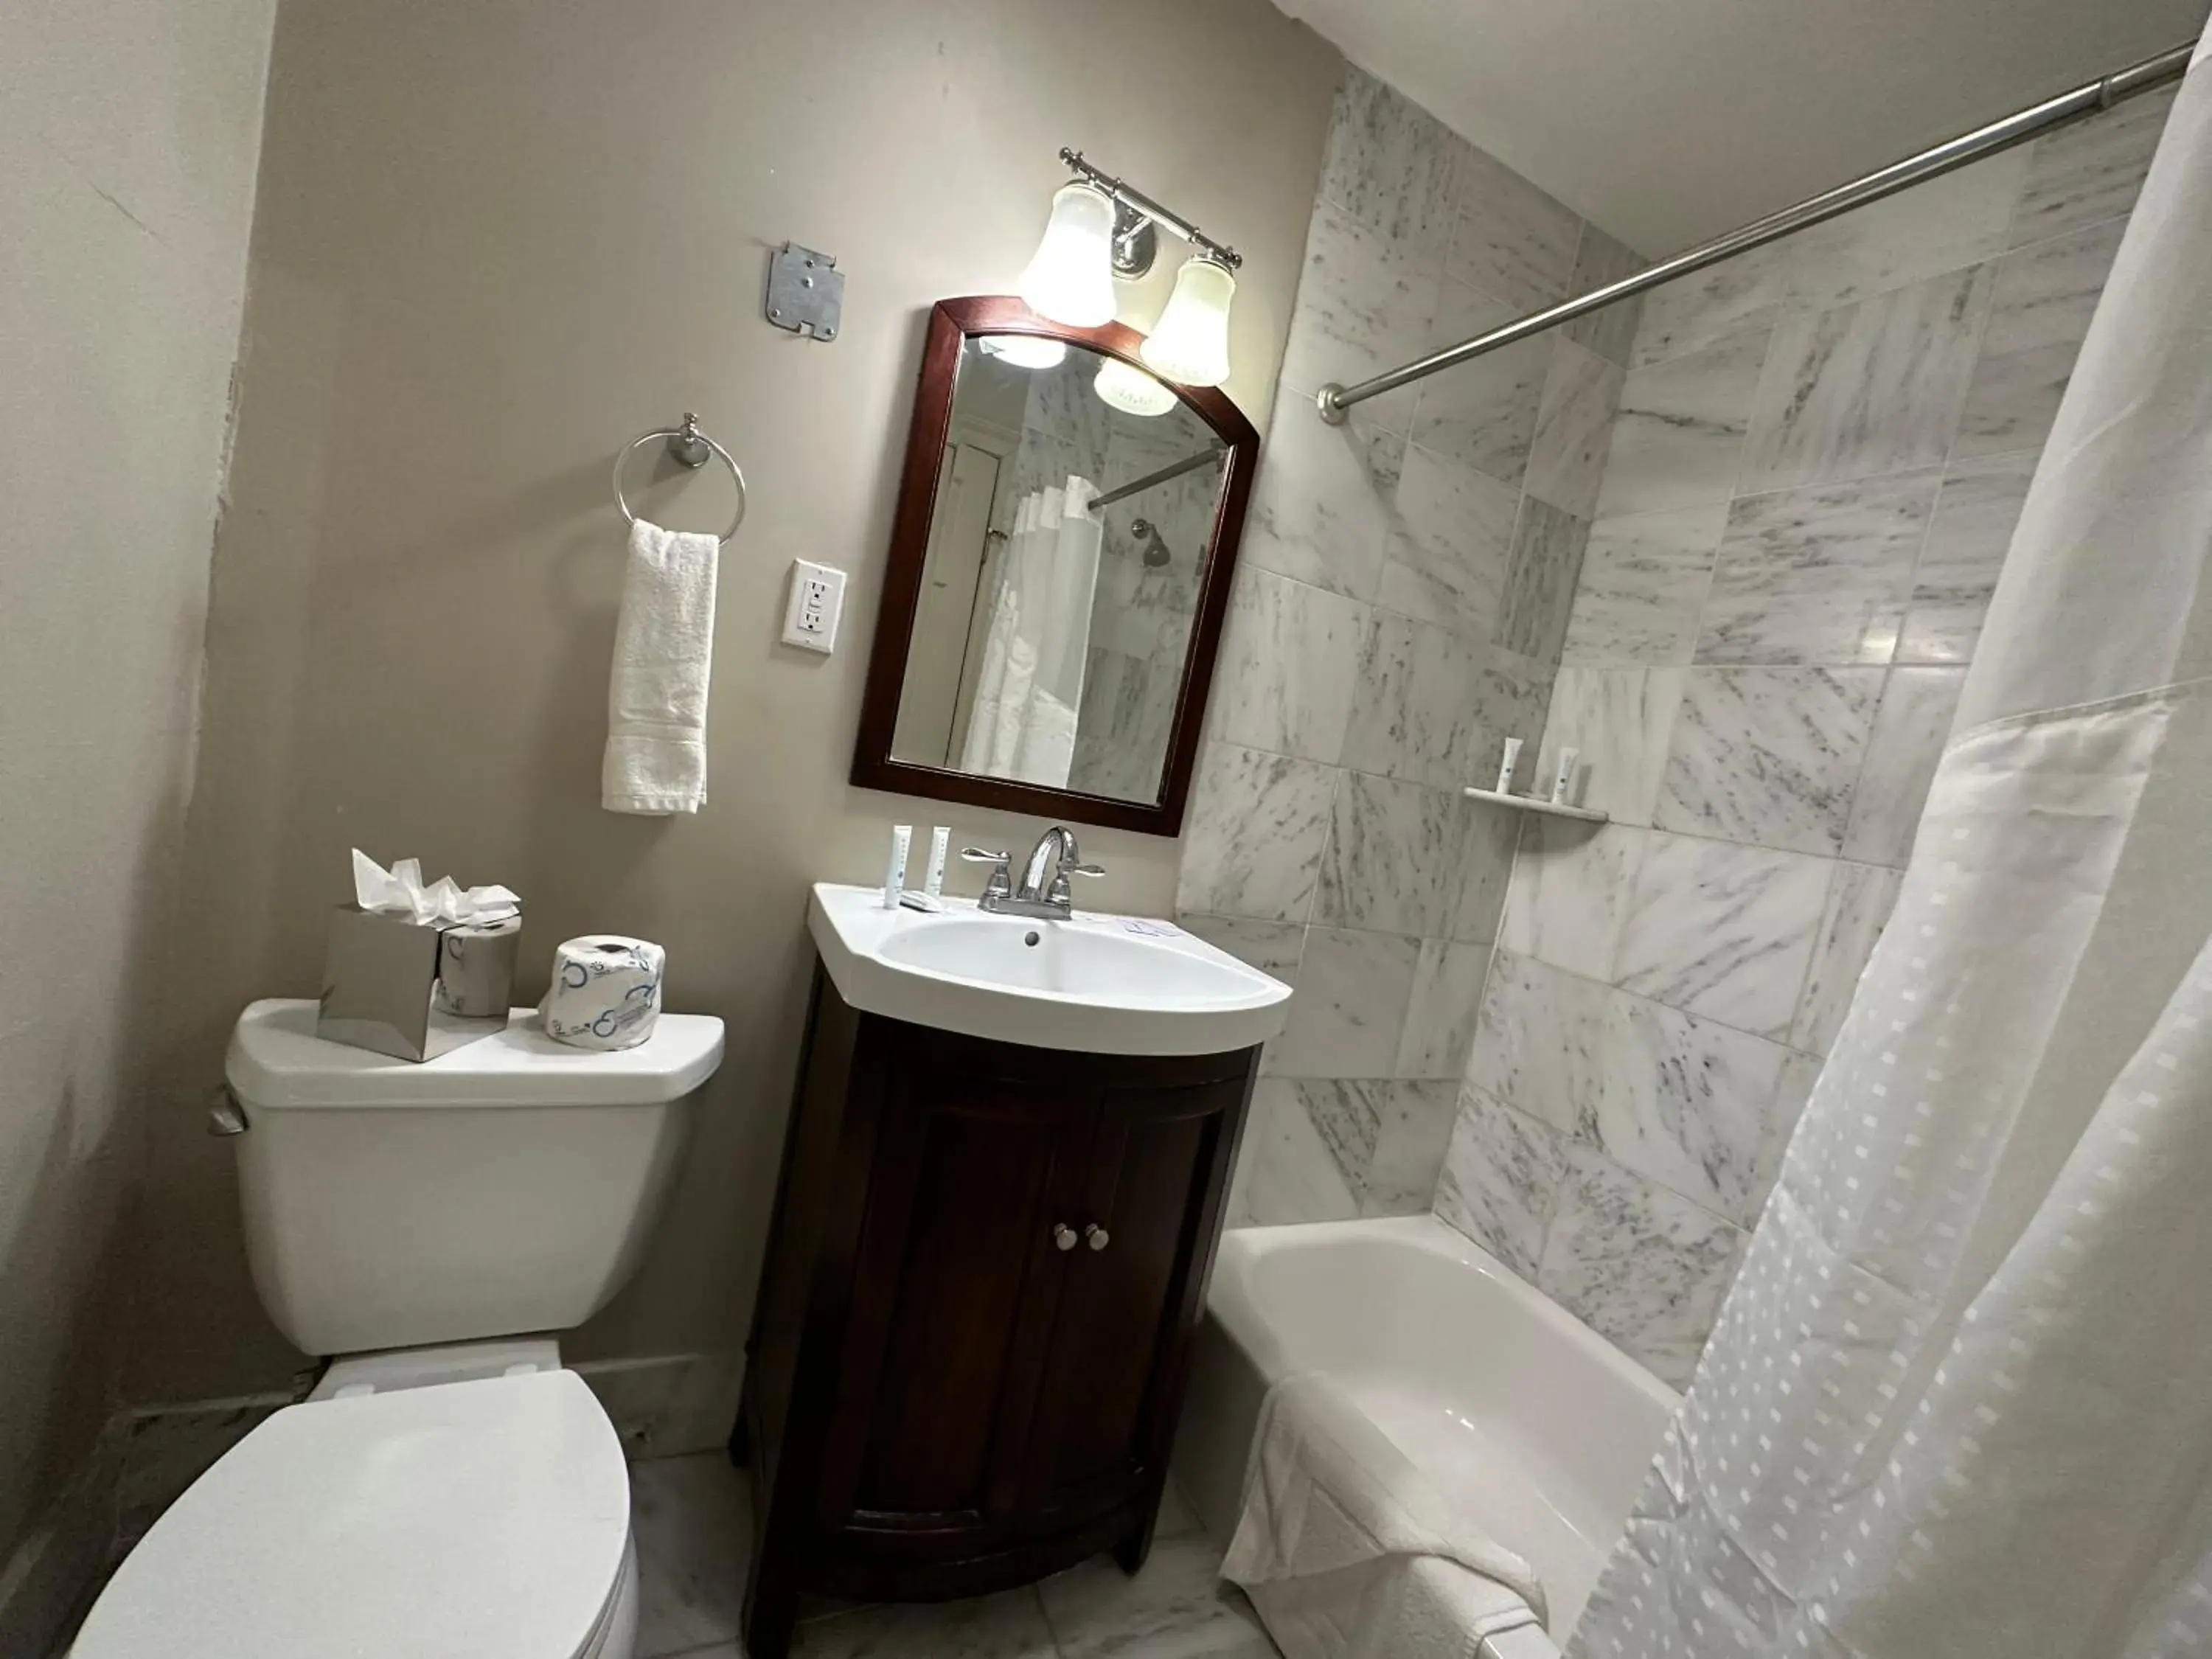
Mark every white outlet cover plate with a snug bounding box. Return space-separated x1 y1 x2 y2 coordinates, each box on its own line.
782 559 845 653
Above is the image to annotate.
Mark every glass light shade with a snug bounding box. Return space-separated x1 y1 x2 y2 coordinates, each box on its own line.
1018 183 1119 327
1093 357 1178 417
1140 256 1235 386
978 334 1068 370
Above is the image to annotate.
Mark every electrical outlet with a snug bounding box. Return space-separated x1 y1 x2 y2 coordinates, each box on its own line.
782 559 846 653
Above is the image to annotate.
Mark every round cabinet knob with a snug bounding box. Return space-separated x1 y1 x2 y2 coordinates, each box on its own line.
1084 1223 1110 1252
1053 1223 1078 1251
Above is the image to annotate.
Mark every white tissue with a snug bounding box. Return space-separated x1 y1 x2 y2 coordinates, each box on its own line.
540 935 665 1051
351 849 521 927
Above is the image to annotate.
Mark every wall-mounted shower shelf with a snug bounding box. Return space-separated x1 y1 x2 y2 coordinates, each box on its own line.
1462 787 1609 824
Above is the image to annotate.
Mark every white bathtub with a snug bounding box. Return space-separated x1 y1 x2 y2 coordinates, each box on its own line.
1175 1215 1677 1638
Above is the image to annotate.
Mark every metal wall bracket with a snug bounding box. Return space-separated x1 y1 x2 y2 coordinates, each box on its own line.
765 243 845 341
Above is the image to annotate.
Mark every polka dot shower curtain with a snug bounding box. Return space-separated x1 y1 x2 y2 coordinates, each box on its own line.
1573 30 2212 1659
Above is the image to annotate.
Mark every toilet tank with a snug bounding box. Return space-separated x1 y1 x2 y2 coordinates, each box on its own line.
224 999 725 1357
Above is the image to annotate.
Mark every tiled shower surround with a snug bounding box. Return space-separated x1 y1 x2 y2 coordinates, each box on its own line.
1438 88 2176 1385
1180 67 2174 1389
1177 68 1641 1222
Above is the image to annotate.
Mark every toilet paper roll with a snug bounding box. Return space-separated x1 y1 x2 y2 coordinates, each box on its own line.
540 935 665 1051
434 914 523 1018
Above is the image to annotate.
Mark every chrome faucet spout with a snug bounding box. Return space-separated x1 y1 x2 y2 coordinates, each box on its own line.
978 827 1105 919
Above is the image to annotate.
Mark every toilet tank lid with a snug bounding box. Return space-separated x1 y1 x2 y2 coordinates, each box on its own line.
226 998 725 1109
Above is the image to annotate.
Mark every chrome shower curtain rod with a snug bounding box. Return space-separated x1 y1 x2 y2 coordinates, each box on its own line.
1315 41 2195 424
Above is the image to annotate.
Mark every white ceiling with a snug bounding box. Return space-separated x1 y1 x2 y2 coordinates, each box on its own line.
1277 0 2207 253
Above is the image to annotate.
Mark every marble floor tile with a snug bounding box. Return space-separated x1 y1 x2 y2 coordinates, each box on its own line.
1610 831 1830 1037
2008 83 2174 248
1242 400 1403 602
1843 667 1967 868
1339 608 1482 789
1773 148 2028 315
1375 439 1521 633
1655 667 1884 857
1408 282 1553 487
1537 666 1686 825
1266 927 1418 1079
633 1453 752 1658
1394 938 1493 1080
1559 504 1730 667
1564 223 1646 367
1433 1086 1568 1279
1448 804 1524 945
791 1587 1058 1658
1523 339 1625 518
1316 64 1457 263
1314 771 1464 936
1954 214 2127 460
1739 262 1994 494
1630 242 1789 370
1445 145 1582 311
1230 1079 1361 1226
1594 324 1772 518
1694 471 1939 665
1038 1534 1275 1659
1362 1079 1464 1215
1208 567 1367 764
1535 1141 1747 1387
1789 860 1905 1056
1497 497 1593 664
1175 742 1338 923
1498 819 1644 981
1583 990 1792 1226
1464 948 1608 1133
1279 197 1440 434
1897 451 2037 664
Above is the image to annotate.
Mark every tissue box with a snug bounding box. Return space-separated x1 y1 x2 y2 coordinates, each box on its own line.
316 906 522 1062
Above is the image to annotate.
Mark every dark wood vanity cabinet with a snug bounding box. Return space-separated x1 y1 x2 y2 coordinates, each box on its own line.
735 967 1257 1658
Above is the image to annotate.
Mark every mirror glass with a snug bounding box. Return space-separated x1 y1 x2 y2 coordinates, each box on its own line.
887 335 1228 805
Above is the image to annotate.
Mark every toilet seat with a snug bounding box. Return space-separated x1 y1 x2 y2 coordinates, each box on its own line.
72 1368 632 1659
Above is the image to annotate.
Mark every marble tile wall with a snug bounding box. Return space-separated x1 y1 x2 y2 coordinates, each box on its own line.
1178 66 1641 1228
1437 87 2173 1387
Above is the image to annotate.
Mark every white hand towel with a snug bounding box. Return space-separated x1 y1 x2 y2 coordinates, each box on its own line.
602 518 718 814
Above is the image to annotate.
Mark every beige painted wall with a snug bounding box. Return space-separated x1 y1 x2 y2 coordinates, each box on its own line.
0 0 275 1558
136 0 1339 1403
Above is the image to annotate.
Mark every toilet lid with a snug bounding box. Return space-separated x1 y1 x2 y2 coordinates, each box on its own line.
72 1370 630 1659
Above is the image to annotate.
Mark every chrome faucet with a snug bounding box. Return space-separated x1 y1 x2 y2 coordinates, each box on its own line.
961 827 1105 919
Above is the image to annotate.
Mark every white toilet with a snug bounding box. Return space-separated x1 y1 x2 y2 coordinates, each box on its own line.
72 998 726 1659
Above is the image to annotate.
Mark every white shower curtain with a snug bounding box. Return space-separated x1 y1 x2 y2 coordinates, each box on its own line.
1574 33 2212 1659
959 476 1102 788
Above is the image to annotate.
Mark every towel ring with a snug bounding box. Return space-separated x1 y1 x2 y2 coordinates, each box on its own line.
613 412 748 545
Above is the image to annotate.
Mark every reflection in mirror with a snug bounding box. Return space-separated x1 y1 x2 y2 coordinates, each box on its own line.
888 335 1227 806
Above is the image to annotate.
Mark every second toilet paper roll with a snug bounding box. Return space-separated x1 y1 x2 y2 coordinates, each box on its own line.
540 935 665 1051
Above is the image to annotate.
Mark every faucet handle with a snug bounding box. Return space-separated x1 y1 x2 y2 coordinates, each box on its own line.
961 847 1014 901
1063 861 1105 879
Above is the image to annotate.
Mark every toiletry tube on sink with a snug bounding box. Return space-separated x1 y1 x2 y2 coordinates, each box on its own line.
924 827 949 898
1495 737 1523 794
883 825 912 909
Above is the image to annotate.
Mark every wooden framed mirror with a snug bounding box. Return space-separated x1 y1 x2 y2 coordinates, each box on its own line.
852 296 1259 835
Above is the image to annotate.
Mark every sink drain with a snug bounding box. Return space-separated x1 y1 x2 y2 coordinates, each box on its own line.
1024 931 1041 947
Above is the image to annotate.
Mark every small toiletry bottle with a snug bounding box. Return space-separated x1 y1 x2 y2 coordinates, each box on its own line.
1495 737 1523 794
924 827 950 897
1551 748 1580 804
883 825 912 909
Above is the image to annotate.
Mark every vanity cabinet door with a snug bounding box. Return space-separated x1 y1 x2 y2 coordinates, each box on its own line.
1018 1071 1248 1537
812 1052 1094 1546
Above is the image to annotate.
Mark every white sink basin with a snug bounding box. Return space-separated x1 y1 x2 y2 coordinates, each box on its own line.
807 883 1293 1055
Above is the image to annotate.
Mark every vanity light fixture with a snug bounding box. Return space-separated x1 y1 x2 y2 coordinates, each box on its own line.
1093 356 1178 418
1019 149 1243 387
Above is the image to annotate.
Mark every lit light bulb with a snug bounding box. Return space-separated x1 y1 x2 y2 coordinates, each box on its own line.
1018 182 1119 328
979 334 1068 370
1093 357 1178 417
1140 256 1234 387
